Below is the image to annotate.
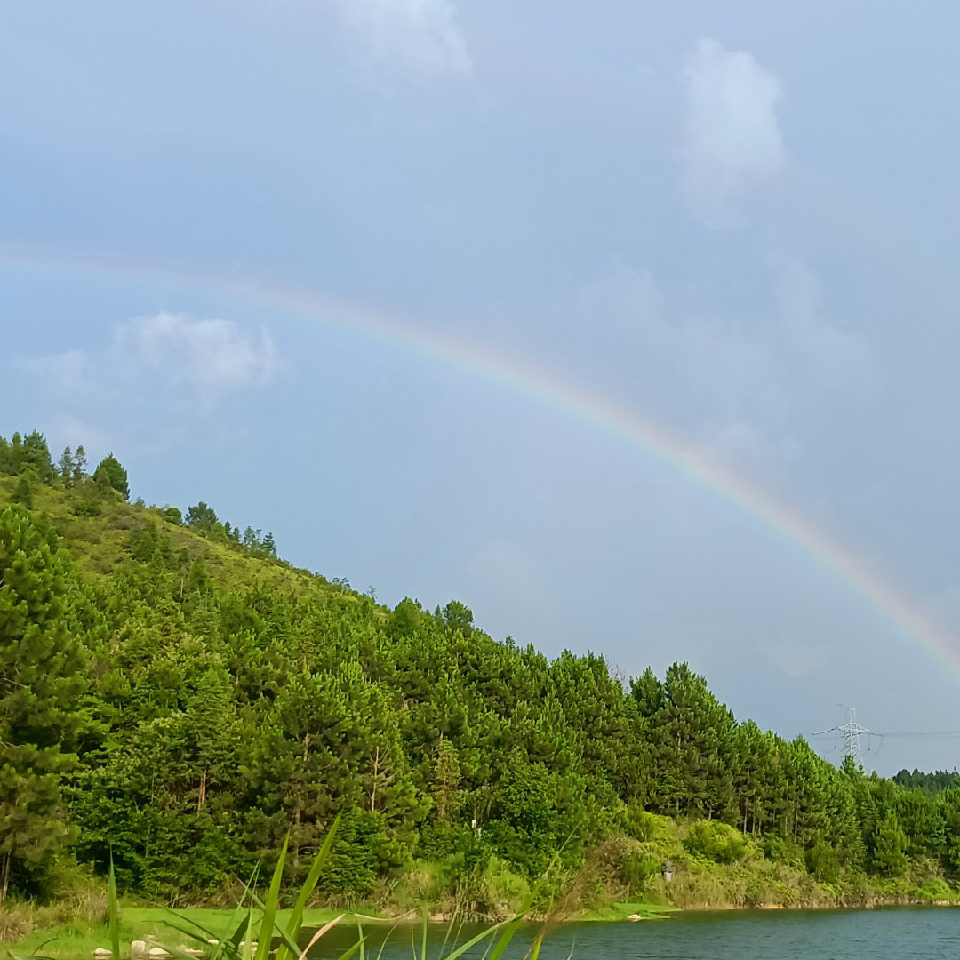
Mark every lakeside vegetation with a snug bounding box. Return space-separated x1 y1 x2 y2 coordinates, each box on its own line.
4 427 960 952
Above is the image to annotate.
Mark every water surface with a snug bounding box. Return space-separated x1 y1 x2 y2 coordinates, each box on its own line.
307 908 960 959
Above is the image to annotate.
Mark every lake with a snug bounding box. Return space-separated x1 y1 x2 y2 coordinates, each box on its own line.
307 908 960 959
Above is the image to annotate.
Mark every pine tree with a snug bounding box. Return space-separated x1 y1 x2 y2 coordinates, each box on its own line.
73 444 88 485
58 446 75 490
0 506 84 899
21 432 55 485
871 811 908 876
93 453 130 500
432 738 462 822
11 470 34 509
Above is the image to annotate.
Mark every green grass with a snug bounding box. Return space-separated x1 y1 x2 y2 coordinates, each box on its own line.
3 907 362 960
574 901 677 922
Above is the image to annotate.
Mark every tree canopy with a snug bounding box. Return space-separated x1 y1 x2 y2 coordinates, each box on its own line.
0 428 957 905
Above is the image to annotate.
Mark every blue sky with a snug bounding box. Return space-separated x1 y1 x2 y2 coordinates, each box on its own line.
4 1 960 772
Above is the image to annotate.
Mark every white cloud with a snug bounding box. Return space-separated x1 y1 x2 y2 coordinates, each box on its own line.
21 314 279 406
123 313 279 396
334 0 472 80
18 349 90 396
680 38 785 219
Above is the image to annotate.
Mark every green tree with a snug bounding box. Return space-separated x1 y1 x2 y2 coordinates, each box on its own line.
58 447 75 490
871 811 908 876
73 444 88 485
637 662 735 820
0 506 84 899
186 502 219 533
93 453 130 500
162 506 182 525
11 469 35 509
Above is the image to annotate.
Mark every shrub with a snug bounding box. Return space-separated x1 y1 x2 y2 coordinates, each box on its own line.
619 852 660 894
621 805 657 842
806 840 841 884
684 821 747 864
762 836 804 868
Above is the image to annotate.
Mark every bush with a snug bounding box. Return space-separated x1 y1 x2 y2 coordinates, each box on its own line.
479 856 531 917
915 875 952 899
806 840 841 884
762 836 805 868
621 805 657 842
619 852 660 894
684 821 747 864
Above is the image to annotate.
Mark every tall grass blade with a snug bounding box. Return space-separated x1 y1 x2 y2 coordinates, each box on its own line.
333 940 363 960
526 932 545 960
420 906 428 960
107 853 121 960
440 921 507 960
487 915 525 960
254 834 290 960
242 909 255 960
276 815 341 960
354 919 365 960
295 915 343 960
373 924 398 960
227 912 254 958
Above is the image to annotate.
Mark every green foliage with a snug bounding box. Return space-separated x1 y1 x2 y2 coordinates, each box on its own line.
93 455 130 501
806 840 841 884
893 769 960 794
12 470 35 509
162 506 183 525
683 821 748 864
620 805 657 842
0 432 55 485
617 852 660 894
870 812 909 877
0 505 84 900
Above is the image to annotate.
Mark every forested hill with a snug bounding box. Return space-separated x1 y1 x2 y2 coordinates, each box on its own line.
3 429 960 910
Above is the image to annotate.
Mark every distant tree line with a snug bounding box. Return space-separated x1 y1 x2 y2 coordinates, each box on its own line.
893 769 960 795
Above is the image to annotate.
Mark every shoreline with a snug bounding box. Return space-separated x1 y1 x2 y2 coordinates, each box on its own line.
9 896 960 959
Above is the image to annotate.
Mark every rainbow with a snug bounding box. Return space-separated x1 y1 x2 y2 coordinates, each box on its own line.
3 245 957 671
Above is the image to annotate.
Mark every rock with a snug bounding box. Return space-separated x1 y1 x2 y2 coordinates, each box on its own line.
179 948 205 957
132 941 150 954
206 941 220 947
93 949 113 957
149 948 171 958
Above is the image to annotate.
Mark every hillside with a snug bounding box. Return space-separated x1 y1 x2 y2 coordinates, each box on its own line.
2 429 960 917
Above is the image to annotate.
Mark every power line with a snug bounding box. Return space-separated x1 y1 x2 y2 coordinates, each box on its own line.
812 705 872 766
809 730 960 740
810 707 960 767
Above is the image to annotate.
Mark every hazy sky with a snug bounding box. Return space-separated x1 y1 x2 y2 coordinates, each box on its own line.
4 1 960 773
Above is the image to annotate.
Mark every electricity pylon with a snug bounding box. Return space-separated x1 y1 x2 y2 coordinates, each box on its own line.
838 705 870 766
812 705 873 768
